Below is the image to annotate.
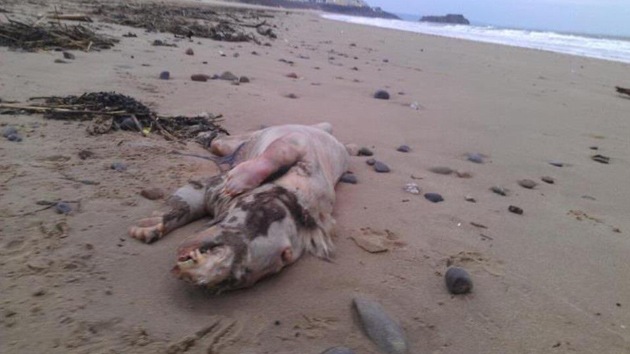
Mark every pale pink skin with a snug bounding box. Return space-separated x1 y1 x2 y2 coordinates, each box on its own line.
128 123 349 291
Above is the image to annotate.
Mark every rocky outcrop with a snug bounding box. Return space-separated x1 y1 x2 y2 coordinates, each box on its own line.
233 0 400 19
420 14 470 25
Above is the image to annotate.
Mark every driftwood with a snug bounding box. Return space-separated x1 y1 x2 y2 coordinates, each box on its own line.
615 86 630 97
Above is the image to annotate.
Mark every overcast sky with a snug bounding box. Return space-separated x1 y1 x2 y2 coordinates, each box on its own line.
366 0 630 37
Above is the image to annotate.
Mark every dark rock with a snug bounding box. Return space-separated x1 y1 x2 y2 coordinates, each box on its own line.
340 172 358 184
445 267 473 294
351 66 359 71
251 51 259 55
159 71 170 80
219 71 239 81
2 126 17 138
518 179 537 189
373 90 390 100
490 186 508 196
286 72 299 79
591 154 610 164
366 158 376 166
78 150 94 160
382 59 389 63
54 59 68 64
6 133 22 142
508 205 523 215
424 193 444 203
358 147 373 156
233 52 240 58
429 166 453 175
285 93 298 99
119 117 140 131
185 48 194 55
373 161 390 173
549 161 564 167
396 145 410 153
466 153 484 163
32 288 46 297
191 74 209 82
352 297 408 354
239 76 250 83
111 162 128 172
541 176 555 184
420 14 470 25
54 202 73 215
62 51 75 60
589 146 598 150
321 347 355 354
140 188 165 200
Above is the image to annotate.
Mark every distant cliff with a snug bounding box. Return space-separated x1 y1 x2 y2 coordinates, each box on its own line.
230 0 400 19
420 14 470 25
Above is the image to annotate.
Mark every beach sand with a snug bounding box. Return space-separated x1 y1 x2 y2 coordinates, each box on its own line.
1 1 629 353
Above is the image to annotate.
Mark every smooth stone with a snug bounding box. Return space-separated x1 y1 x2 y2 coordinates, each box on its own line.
286 72 299 78
54 59 68 64
2 126 18 138
191 74 209 82
159 71 170 80
54 202 73 215
403 183 420 195
62 51 75 60
219 71 238 81
464 195 477 203
424 193 444 203
111 162 128 172
541 176 555 184
140 188 165 200
373 161 390 173
518 179 537 189
366 158 376 166
351 234 388 253
352 297 408 354
549 161 564 167
321 347 355 354
285 93 298 99
339 173 358 184
239 76 250 83
490 186 508 196
6 133 22 142
373 90 390 100
345 143 359 156
445 267 473 294
429 166 453 175
185 48 194 55
358 147 373 156
508 205 523 215
466 153 484 164
396 145 410 153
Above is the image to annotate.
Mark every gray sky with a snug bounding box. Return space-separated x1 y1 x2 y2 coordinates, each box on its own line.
366 0 630 37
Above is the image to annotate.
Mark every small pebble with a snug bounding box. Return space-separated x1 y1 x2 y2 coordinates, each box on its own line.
589 146 598 150
321 347 355 354
358 147 373 156
159 71 170 80
6 133 22 142
54 202 73 215
549 161 564 167
285 93 298 99
111 162 128 172
518 179 537 189
32 288 46 297
591 154 610 164
464 195 477 203
366 158 376 166
286 72 299 78
345 143 359 156
62 51 75 60
490 186 508 196
445 267 473 294
508 205 523 215
541 176 555 184
191 74 209 82
78 150 94 160
429 166 453 175
373 90 390 100
54 59 68 64
466 153 484 164
185 48 194 55
353 297 407 354
339 172 358 184
373 161 390 173
403 183 420 194
140 188 165 200
239 76 250 83
233 52 239 58
219 71 239 81
396 145 410 153
2 126 17 138
424 193 444 203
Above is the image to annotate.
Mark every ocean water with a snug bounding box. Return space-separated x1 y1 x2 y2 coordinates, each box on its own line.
322 14 630 64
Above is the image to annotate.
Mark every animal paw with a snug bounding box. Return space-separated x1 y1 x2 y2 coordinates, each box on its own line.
223 162 263 196
129 217 164 243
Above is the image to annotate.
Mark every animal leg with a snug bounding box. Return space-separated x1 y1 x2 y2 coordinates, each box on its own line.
223 132 307 196
210 132 253 157
129 183 209 243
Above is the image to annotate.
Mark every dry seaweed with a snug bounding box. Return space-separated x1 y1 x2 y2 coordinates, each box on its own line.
0 92 227 140
92 3 277 43
0 18 118 51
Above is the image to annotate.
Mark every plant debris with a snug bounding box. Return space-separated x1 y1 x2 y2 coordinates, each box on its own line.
0 92 227 140
92 3 277 44
0 18 117 51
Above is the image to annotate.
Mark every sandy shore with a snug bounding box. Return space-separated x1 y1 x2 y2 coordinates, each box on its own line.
1 1 630 353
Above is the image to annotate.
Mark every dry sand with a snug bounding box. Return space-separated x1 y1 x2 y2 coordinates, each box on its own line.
1 1 630 353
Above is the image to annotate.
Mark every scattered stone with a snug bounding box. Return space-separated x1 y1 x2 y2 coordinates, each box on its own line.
424 193 444 203
62 51 75 60
403 183 420 195
373 90 390 100
32 288 46 297
286 72 299 79
340 172 358 184
54 59 68 64
285 93 298 99
140 188 165 200
321 347 355 354
352 297 408 354
54 202 73 215
581 195 596 201
2 126 17 138
373 161 390 173
464 195 477 203
366 158 376 166
152 39 176 47
358 147 373 156
518 179 537 189
508 205 523 215
351 234 388 253
541 176 555 184
490 186 508 196
219 71 238 81
589 146 598 150
239 76 250 83
6 133 22 142
429 166 453 175
591 154 610 164
233 52 239 58
445 267 473 294
191 74 209 82
185 48 194 55
345 143 359 156
159 71 170 80
111 162 128 172
351 66 359 71
549 161 564 167
78 150 94 160
251 51 259 55
466 153 484 164
396 145 410 153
